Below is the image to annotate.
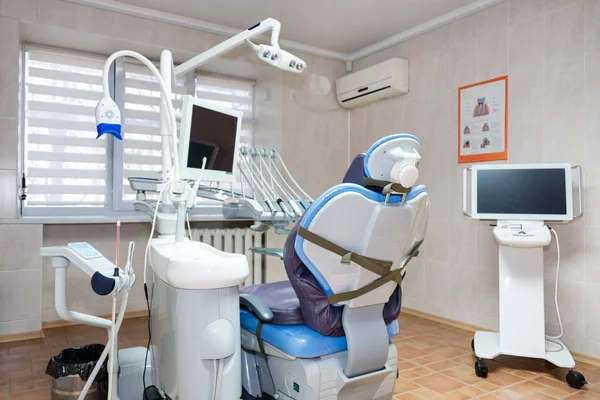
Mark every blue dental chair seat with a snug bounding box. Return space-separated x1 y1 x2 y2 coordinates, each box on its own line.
240 308 399 359
239 134 429 399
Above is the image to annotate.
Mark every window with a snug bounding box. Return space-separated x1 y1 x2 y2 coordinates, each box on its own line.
120 61 186 204
21 45 255 217
23 47 107 212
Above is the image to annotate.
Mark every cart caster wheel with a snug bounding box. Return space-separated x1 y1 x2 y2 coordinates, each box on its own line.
471 338 475 351
475 360 488 378
566 370 587 389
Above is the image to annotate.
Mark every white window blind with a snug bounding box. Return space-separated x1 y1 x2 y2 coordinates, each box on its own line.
22 45 256 217
23 46 108 214
121 61 186 203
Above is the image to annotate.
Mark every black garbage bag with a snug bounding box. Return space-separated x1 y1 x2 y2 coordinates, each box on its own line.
46 344 109 400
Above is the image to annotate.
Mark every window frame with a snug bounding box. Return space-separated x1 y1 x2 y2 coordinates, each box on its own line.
20 44 255 219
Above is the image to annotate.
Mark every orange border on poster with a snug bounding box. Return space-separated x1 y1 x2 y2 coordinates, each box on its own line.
457 75 508 164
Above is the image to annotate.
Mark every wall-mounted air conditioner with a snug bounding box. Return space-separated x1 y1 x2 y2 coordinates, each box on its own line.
336 58 409 109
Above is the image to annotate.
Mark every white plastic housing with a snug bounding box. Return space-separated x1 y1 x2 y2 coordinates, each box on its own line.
336 58 409 109
150 240 249 289
95 95 121 125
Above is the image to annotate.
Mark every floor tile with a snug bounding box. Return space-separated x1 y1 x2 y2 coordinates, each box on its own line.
0 314 597 399
414 373 467 394
394 378 421 394
394 393 421 400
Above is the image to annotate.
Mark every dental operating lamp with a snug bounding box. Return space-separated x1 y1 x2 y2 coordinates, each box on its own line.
94 17 307 239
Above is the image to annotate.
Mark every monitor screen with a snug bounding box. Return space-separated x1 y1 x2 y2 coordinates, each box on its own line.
476 168 567 215
186 104 239 174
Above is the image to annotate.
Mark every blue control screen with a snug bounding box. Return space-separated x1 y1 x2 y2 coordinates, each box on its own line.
68 242 103 259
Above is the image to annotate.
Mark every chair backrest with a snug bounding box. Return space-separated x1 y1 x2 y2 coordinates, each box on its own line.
294 134 428 309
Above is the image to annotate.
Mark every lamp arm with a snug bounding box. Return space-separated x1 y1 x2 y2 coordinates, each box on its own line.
101 51 180 182
174 17 283 76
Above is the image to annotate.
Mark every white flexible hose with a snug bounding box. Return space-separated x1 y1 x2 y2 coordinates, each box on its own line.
102 51 180 182
213 359 224 400
77 292 130 400
107 294 117 399
143 182 172 285
186 212 192 241
547 227 564 340
211 359 218 400
274 149 313 201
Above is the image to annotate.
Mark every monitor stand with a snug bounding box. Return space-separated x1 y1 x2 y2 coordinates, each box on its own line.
471 220 586 389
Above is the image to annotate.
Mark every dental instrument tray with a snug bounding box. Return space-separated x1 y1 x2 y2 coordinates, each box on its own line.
128 177 160 192
249 247 284 260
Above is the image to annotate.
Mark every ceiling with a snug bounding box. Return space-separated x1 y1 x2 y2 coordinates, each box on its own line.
110 0 484 54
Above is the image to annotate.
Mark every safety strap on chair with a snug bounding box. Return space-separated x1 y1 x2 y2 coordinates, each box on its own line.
256 321 267 356
362 177 411 195
255 321 277 384
297 225 423 304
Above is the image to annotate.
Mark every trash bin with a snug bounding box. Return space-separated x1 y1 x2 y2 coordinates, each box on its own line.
45 344 109 400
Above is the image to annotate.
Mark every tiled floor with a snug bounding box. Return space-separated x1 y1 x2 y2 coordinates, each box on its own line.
1 313 599 399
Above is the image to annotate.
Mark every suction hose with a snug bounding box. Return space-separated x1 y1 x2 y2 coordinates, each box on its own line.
77 291 130 400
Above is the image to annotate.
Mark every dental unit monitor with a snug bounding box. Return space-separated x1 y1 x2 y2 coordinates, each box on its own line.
471 164 573 221
179 95 243 183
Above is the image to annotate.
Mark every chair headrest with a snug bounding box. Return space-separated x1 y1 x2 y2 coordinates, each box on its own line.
363 134 421 184
342 154 366 186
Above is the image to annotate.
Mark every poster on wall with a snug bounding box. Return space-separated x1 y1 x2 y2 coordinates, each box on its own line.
458 76 508 164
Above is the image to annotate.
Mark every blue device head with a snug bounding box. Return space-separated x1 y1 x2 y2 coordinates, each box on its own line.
96 123 123 140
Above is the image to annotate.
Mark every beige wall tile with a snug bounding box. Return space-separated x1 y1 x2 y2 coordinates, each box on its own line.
449 38 478 90
38 0 78 29
545 0 585 12
0 16 18 68
508 18 543 72
585 227 600 283
585 338 600 359
76 5 117 37
585 283 600 341
0 169 17 218
477 314 498 331
544 1 585 63
541 114 584 164
0 270 41 321
509 0 544 25
477 268 499 318
477 29 508 80
543 59 584 121
0 224 42 271
586 0 600 58
424 261 451 315
0 117 17 170
0 0 38 22
449 265 478 312
477 2 509 33
0 64 18 119
450 308 478 326
449 13 478 46
0 318 41 336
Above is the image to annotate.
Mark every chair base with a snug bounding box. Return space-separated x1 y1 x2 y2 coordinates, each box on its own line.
242 387 276 400
241 343 398 400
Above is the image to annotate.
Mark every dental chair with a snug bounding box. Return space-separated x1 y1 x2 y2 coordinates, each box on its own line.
239 134 429 400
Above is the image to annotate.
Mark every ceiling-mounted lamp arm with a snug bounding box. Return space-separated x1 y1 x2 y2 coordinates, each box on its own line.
174 17 306 77
174 17 283 76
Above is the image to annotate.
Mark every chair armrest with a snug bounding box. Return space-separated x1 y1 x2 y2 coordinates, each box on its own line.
240 293 274 323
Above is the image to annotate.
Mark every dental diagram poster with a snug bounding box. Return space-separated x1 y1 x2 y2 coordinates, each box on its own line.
458 76 508 163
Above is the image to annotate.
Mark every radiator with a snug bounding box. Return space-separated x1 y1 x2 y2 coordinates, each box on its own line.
192 228 266 286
